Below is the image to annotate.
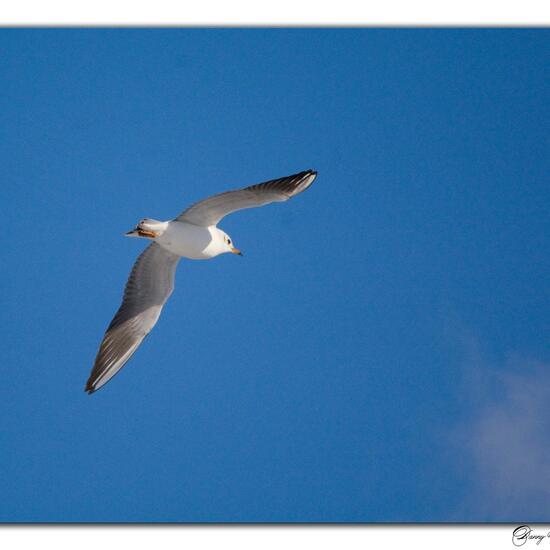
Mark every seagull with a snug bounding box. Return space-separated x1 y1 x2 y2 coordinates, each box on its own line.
85 169 317 394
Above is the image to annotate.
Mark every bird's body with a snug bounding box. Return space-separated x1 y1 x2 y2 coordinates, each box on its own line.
85 169 317 394
130 219 228 260
134 219 228 260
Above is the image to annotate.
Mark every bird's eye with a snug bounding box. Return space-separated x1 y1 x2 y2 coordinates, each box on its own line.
228 239 231 245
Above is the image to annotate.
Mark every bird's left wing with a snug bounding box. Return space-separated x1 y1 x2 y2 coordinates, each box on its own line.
85 243 180 394
175 170 317 227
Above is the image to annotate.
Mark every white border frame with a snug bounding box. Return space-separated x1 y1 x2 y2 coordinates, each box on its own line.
0 4 548 548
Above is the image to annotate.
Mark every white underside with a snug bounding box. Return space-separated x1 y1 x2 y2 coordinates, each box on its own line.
156 221 220 259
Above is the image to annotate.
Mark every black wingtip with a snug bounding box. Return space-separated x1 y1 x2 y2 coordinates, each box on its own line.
304 169 317 180
300 169 317 189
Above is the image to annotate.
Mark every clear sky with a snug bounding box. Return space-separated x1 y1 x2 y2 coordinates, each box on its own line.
0 29 548 522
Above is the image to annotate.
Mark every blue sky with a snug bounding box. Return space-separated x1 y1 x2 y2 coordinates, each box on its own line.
0 29 548 522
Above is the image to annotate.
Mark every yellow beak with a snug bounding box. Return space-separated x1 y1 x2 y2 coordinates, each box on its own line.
231 247 243 256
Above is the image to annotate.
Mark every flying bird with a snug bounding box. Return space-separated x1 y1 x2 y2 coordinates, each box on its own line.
85 169 317 394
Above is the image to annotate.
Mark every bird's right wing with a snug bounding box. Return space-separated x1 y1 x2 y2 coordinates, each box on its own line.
86 243 180 394
175 170 317 226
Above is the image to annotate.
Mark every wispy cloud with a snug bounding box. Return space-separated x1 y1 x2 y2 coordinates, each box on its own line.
450 333 550 521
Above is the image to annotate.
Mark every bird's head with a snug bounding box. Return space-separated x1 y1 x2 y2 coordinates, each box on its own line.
217 229 242 256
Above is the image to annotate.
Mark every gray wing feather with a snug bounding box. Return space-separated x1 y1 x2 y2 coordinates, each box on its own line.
86 243 180 394
176 170 317 226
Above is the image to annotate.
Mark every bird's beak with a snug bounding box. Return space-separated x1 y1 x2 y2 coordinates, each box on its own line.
125 228 140 237
231 247 243 256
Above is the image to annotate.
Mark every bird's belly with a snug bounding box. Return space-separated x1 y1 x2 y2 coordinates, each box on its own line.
156 221 214 259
